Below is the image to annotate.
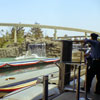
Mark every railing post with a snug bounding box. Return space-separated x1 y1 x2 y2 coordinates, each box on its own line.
43 75 48 100
76 65 81 100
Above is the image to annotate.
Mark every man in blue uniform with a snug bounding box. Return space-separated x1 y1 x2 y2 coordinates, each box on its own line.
84 33 100 94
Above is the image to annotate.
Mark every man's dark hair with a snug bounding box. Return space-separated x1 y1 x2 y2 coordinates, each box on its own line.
91 33 98 40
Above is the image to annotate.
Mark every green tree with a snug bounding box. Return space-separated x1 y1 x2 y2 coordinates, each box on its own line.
6 31 10 41
16 27 25 43
11 27 15 40
11 27 25 43
30 23 43 39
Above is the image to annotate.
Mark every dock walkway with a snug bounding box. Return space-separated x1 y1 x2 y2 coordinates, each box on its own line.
53 76 100 100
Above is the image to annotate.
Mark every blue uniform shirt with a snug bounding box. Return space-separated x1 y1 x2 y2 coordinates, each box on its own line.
84 39 100 59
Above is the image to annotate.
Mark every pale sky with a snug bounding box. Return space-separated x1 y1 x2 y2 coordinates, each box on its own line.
0 0 100 36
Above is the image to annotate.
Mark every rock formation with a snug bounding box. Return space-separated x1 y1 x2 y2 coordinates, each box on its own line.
0 38 61 58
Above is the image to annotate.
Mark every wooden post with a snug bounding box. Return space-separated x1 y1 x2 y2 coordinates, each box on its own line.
58 40 72 92
43 75 48 100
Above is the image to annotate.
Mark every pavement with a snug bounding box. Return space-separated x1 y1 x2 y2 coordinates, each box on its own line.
53 76 100 100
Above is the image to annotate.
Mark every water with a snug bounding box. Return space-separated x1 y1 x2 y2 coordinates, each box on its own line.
0 43 53 77
28 43 46 57
14 43 46 60
0 57 56 77
0 44 49 98
0 57 47 63
0 58 57 98
0 57 15 62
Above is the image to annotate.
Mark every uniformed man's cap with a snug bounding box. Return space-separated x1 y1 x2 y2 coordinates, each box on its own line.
91 33 99 38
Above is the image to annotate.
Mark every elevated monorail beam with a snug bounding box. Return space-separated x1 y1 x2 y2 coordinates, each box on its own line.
0 23 99 34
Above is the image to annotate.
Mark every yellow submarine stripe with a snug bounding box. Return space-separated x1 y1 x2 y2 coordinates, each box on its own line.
0 80 37 90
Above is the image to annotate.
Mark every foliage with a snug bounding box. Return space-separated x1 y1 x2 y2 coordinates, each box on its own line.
2 41 12 48
11 27 25 44
30 23 43 39
45 35 50 39
0 38 4 47
0 23 44 48
11 27 15 39
64 34 68 37
16 27 25 44
0 27 25 48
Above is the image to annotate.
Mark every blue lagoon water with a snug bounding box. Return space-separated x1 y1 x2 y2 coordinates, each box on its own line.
0 57 56 77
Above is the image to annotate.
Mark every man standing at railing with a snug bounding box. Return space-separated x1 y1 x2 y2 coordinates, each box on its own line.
83 33 100 94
